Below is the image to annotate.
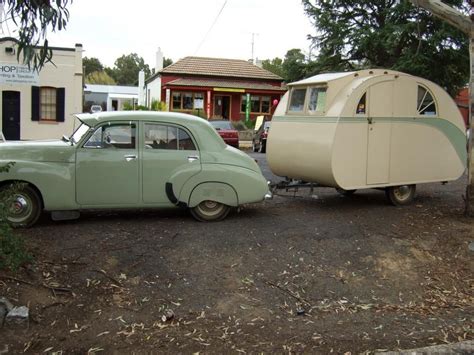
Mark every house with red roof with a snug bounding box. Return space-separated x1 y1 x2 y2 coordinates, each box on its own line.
145 56 286 122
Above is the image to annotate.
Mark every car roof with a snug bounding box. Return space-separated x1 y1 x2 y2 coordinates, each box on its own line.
76 111 207 128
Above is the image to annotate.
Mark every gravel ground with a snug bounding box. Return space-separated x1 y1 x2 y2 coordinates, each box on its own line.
1 152 473 353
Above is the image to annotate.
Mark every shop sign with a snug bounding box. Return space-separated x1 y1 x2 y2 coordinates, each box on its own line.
0 62 39 85
245 93 251 122
214 87 245 93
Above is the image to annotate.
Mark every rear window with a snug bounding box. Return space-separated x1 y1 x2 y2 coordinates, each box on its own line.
210 120 233 130
288 88 307 112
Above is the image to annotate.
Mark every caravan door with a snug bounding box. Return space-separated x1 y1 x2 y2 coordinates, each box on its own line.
367 81 393 185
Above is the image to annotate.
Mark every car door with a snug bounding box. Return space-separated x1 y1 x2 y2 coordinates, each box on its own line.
141 122 201 205
76 122 139 206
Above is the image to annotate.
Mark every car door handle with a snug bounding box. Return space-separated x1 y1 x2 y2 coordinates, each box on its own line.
187 155 199 162
124 154 137 162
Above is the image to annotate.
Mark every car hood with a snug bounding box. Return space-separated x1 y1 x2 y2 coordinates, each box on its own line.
0 140 75 163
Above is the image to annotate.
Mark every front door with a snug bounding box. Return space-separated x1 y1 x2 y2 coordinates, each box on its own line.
367 81 393 185
141 122 201 205
76 122 140 206
2 91 20 140
214 95 231 119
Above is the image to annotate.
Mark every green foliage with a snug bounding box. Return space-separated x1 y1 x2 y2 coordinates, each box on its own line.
163 57 173 68
85 71 116 85
190 109 207 119
0 163 31 271
150 100 167 111
302 0 469 96
83 57 104 77
262 49 307 83
107 53 151 86
4 0 72 71
261 57 284 79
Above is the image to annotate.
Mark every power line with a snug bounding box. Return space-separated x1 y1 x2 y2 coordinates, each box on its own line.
194 0 228 55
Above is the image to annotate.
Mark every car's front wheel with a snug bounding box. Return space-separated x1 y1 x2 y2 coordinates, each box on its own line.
1 184 42 228
190 200 231 222
385 185 416 206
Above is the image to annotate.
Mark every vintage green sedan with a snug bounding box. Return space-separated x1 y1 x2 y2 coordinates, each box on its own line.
0 112 270 227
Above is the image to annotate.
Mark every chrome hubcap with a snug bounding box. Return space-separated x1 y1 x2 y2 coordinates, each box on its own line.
393 185 411 201
8 195 32 222
197 200 224 217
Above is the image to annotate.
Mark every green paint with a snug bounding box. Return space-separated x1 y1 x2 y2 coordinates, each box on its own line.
273 115 467 166
245 93 251 122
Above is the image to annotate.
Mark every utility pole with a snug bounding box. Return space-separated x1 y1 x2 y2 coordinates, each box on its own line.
410 0 474 216
251 33 259 64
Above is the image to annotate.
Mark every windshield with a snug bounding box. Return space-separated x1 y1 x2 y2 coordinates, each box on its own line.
70 123 91 144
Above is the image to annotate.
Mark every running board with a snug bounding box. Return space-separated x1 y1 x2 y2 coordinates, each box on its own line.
51 210 80 221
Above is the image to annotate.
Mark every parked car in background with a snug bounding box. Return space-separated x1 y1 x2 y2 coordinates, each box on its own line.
0 112 269 227
90 105 103 113
209 120 239 148
252 121 271 153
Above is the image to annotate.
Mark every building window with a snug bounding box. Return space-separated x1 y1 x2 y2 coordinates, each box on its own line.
417 86 437 116
31 86 65 122
172 92 204 111
40 87 56 120
240 95 271 114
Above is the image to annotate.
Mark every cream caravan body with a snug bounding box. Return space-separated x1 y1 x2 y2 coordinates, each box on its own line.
267 70 466 201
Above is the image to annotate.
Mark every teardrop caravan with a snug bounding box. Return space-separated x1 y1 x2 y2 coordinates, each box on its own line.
266 70 467 205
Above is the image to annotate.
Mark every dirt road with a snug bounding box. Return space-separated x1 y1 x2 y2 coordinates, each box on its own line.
1 153 473 353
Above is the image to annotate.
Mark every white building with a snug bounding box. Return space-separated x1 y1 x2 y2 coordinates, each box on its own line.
84 84 138 112
144 47 164 107
0 37 83 140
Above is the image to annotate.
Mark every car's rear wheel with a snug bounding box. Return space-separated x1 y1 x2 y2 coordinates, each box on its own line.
385 185 416 206
190 200 231 222
1 184 42 228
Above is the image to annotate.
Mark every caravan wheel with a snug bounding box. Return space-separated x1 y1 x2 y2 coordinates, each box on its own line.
385 185 416 206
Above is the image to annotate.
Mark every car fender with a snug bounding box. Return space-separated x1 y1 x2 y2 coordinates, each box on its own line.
188 182 238 208
178 164 268 207
0 160 76 210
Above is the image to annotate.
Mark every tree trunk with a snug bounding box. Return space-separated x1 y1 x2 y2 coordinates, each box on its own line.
410 0 474 216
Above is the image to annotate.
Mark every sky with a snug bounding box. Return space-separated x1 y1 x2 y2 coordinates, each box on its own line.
20 0 314 69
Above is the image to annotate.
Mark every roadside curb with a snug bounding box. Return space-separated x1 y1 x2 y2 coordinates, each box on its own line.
376 340 473 354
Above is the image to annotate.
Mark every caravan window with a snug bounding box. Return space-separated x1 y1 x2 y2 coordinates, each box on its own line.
308 87 327 113
417 86 437 116
288 88 306 112
356 93 366 114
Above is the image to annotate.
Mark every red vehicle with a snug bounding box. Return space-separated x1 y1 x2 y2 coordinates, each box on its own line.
209 120 239 148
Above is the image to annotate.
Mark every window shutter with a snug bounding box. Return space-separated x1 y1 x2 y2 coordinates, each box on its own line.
31 86 40 121
56 87 65 122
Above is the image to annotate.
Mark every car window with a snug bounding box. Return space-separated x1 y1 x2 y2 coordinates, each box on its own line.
210 120 232 130
83 123 136 149
144 123 196 151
